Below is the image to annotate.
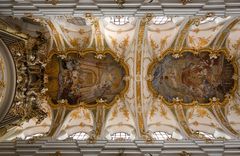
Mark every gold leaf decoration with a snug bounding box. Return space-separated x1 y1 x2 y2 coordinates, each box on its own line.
119 105 130 120
150 103 158 119
159 104 169 120
119 35 129 51
84 110 91 122
188 36 210 49
232 38 240 51
110 106 118 121
198 36 210 48
70 111 80 120
188 35 195 46
79 122 84 128
192 28 200 33
109 35 118 50
188 109 194 120
196 108 211 119
159 35 170 51
70 38 78 47
231 104 240 116
149 36 159 52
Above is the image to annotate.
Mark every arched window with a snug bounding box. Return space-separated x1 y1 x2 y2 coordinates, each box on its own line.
25 133 44 140
198 131 215 139
110 16 129 25
111 132 131 141
200 16 217 24
69 132 89 140
152 16 172 25
152 131 172 140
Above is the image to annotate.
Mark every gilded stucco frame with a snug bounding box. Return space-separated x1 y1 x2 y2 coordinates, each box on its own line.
44 48 129 110
147 48 238 107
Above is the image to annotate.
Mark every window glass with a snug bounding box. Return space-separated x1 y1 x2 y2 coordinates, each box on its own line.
110 132 131 141
69 132 89 140
152 16 172 25
152 131 172 140
110 16 129 25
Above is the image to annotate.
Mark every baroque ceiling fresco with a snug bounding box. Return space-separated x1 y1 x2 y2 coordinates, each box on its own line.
150 51 235 104
1 14 240 143
45 52 127 106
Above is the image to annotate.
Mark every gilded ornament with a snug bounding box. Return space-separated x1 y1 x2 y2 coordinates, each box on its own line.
95 54 105 60
214 18 240 50
180 0 192 5
212 104 240 136
232 38 240 51
46 0 58 5
150 36 159 52
115 0 126 8
180 151 191 156
159 35 170 51
232 73 239 80
196 108 211 119
134 14 154 136
192 12 216 26
141 130 154 143
96 98 107 104
230 104 240 116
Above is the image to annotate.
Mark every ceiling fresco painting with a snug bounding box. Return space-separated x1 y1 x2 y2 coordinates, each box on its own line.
45 52 127 106
1 14 240 143
150 51 235 103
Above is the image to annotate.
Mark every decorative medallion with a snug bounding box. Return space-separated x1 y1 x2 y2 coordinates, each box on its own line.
148 49 237 105
45 50 129 108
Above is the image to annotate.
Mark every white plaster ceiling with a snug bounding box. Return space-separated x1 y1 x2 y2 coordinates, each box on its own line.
0 14 240 141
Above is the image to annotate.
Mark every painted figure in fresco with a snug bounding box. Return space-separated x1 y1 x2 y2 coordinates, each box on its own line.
54 53 126 105
151 52 234 103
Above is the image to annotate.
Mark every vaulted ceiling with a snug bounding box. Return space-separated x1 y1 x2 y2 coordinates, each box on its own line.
0 1 240 142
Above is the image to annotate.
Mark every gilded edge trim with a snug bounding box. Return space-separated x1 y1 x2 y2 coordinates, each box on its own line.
45 48 130 110
174 105 193 138
213 18 240 50
136 14 153 136
147 48 238 107
211 104 240 136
